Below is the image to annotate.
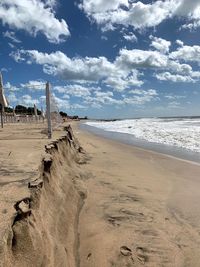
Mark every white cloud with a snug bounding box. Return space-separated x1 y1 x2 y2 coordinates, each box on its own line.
54 84 93 97
21 94 39 106
150 35 171 54
115 48 168 68
129 89 158 96
165 94 186 100
168 101 181 109
10 39 200 90
11 49 143 91
156 72 195 82
8 43 16 49
115 46 200 83
3 31 21 43
104 71 143 92
170 44 200 63
175 0 200 30
176 39 184 46
80 0 200 31
79 0 129 13
50 94 70 110
71 103 87 110
123 32 137 42
83 92 123 107
101 35 108 41
4 82 20 91
0 0 70 43
123 95 159 105
123 88 159 105
81 0 174 31
44 0 57 9
7 92 17 103
21 80 46 90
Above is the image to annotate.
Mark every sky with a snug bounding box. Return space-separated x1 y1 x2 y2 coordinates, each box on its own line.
1 0 200 119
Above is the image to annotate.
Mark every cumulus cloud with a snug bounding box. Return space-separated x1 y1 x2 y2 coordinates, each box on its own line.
7 92 18 103
21 94 39 106
156 72 195 82
21 80 46 90
10 39 200 89
0 0 70 43
170 44 200 63
11 49 143 91
150 35 171 54
79 0 129 13
54 84 94 97
176 39 184 46
129 89 158 96
115 46 200 83
80 0 200 31
175 0 200 29
4 82 21 92
115 48 169 68
80 0 174 30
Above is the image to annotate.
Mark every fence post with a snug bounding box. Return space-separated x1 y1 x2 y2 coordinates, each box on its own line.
46 82 52 139
0 104 3 128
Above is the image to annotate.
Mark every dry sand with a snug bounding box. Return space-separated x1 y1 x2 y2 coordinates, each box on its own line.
75 123 200 267
0 122 87 267
1 122 200 267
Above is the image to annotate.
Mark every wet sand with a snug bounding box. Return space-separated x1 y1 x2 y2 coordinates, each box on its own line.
75 124 200 267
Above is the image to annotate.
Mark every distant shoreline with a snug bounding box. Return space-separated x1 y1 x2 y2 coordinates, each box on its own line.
80 122 200 164
88 115 200 121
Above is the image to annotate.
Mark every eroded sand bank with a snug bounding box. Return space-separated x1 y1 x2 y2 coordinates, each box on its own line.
0 123 87 267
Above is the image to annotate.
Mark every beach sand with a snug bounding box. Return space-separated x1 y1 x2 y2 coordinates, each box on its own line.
0 123 87 267
1 122 200 266
75 123 200 267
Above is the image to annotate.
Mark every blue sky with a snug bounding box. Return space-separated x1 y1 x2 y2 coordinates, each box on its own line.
1 0 200 119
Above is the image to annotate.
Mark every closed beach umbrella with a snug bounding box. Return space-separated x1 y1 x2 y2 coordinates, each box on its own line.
0 72 9 109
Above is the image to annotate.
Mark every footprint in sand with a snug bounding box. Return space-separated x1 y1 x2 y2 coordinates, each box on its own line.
120 246 132 256
87 253 92 260
136 247 149 264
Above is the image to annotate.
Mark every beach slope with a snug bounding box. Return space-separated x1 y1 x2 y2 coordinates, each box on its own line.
76 124 200 267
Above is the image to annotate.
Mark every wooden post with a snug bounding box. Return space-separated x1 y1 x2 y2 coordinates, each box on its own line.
46 82 52 139
0 104 3 128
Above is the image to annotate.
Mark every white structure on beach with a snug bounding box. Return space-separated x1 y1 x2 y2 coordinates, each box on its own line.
0 72 9 111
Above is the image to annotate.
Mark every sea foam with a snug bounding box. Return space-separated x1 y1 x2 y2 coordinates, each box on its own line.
86 118 200 153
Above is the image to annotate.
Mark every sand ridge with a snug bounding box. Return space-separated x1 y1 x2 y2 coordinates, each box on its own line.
0 123 87 267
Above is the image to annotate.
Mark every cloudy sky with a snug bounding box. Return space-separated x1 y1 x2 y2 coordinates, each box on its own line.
1 0 200 118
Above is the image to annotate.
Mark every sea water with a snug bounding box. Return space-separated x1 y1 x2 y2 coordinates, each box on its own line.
85 117 200 154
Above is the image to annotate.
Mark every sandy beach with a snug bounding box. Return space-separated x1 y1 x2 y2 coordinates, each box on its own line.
75 123 200 267
0 122 200 266
0 123 87 267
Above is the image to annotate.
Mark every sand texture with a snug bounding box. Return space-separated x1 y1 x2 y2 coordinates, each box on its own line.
75 124 200 267
1 122 200 267
0 123 87 267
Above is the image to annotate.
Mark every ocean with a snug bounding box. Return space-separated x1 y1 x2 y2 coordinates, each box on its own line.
83 117 200 162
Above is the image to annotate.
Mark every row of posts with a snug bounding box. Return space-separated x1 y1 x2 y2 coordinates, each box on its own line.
0 81 52 139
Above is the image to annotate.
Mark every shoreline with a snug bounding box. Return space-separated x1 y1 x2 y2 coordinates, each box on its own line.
75 122 200 266
80 122 200 165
